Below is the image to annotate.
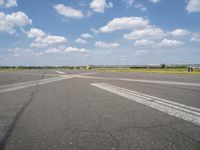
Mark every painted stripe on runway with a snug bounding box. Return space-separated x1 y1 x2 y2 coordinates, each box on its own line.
79 75 200 87
0 76 68 88
0 76 72 94
91 83 200 126
0 72 96 94
55 70 66 74
4 72 61 77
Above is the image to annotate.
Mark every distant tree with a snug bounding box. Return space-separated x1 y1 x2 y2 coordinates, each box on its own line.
161 64 166 68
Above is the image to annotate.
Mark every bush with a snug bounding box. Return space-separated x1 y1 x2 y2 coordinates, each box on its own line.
161 64 166 68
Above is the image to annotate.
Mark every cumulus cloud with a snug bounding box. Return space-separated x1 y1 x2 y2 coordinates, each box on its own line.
54 4 84 18
101 17 192 49
134 39 184 48
124 27 166 40
122 0 147 11
65 47 90 53
26 28 67 48
134 3 147 11
91 28 99 34
149 0 160 4
186 0 200 13
75 38 87 44
90 0 113 13
0 11 32 34
170 29 191 36
135 50 148 56
26 28 46 38
81 33 93 39
95 41 119 48
0 0 17 8
159 39 183 47
99 17 149 33
75 33 93 44
191 33 200 41
8 47 35 57
123 0 135 7
134 39 155 46
45 47 90 54
35 35 66 45
45 48 62 54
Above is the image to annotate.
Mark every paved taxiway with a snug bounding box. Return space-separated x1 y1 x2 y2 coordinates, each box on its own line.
0 70 200 150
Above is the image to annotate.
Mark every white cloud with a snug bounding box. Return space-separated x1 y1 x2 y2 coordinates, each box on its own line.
135 50 147 56
36 35 67 45
75 33 93 44
0 11 32 34
30 35 67 48
26 28 67 48
134 3 147 11
123 1 146 11
75 38 87 44
65 47 90 53
124 27 165 40
99 17 149 33
149 0 160 4
159 39 183 47
0 0 3 6
45 47 90 54
90 0 113 13
123 0 135 7
81 33 93 39
54 4 84 19
170 29 190 36
186 0 200 13
26 28 46 38
45 48 62 54
134 39 155 46
191 33 200 41
95 41 119 48
86 11 93 17
9 47 34 57
91 28 99 34
0 0 17 8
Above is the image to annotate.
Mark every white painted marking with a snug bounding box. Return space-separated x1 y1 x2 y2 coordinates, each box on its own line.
55 70 66 74
91 83 200 126
4 72 60 77
102 83 200 113
0 72 96 94
0 76 72 94
78 75 200 87
117 78 200 87
74 72 96 76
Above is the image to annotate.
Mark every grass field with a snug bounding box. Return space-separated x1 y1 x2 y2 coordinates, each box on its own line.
1 68 200 75
0 68 19 72
95 68 200 75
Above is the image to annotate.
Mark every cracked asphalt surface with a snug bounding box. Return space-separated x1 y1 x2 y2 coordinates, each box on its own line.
0 70 200 150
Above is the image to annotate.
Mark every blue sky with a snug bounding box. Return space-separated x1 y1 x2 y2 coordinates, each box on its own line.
0 0 200 66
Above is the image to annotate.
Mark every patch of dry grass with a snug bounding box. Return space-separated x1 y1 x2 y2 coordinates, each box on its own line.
95 68 200 75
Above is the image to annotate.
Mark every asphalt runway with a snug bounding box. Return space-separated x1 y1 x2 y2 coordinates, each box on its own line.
0 70 200 150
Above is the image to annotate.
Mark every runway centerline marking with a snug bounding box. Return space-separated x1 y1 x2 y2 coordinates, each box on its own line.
91 83 200 126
